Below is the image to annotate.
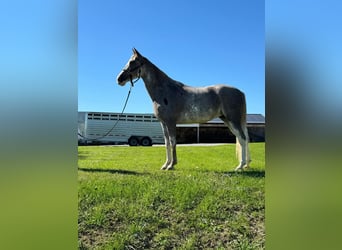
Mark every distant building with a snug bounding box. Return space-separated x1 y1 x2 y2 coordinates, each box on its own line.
176 114 265 143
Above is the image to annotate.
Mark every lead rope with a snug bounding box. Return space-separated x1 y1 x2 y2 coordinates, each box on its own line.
129 69 141 87
78 83 133 141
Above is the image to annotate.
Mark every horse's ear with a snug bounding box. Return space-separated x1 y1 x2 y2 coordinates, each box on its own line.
132 47 141 57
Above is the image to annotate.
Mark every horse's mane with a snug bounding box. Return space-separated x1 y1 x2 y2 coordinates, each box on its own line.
142 56 185 88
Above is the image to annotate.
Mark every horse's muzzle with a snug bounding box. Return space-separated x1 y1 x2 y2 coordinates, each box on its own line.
117 71 128 86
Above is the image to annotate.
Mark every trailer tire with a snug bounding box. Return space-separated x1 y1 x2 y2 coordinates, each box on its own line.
128 136 139 146
141 137 152 146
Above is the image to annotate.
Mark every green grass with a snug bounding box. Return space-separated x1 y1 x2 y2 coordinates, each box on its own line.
78 143 265 249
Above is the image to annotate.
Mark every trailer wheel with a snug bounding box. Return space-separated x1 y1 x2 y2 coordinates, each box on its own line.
128 136 139 146
141 137 152 146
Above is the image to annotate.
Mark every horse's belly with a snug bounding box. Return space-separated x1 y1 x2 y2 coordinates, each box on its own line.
178 105 220 124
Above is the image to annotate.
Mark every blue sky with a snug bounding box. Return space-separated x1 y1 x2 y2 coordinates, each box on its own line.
78 0 265 115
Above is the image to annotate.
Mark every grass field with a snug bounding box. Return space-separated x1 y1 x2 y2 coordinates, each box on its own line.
78 143 265 249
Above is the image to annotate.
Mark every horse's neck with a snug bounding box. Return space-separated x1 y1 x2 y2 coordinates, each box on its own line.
141 59 173 99
143 59 170 83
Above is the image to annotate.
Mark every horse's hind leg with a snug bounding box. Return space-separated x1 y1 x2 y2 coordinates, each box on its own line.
236 124 251 170
231 122 250 170
222 118 250 170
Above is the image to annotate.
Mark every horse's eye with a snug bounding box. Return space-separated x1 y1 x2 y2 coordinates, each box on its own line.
129 61 135 67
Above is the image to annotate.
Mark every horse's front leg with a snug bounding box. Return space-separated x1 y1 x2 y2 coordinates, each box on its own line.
160 122 171 170
166 125 177 170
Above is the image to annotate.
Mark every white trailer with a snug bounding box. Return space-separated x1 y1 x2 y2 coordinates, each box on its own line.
78 112 165 146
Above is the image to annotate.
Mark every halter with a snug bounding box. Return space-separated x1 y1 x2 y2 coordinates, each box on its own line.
129 68 141 87
125 62 144 87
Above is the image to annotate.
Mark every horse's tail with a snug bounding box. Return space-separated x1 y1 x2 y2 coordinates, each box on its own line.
219 86 251 167
236 91 251 165
242 92 251 165
241 92 247 126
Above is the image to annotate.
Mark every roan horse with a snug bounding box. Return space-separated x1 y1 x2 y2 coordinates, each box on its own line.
117 48 250 171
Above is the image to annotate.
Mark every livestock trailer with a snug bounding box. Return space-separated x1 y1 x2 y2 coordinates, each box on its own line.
78 112 164 146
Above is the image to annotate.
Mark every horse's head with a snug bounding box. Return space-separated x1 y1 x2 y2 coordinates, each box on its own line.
117 48 144 86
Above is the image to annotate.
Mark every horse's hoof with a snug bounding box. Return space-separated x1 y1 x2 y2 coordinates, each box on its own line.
166 166 174 170
235 166 244 171
161 166 167 170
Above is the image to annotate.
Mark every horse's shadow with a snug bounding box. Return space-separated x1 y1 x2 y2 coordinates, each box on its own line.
78 167 264 177
222 170 265 178
78 167 145 176
197 169 265 178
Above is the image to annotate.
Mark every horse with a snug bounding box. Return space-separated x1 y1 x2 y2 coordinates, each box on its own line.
116 48 250 171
